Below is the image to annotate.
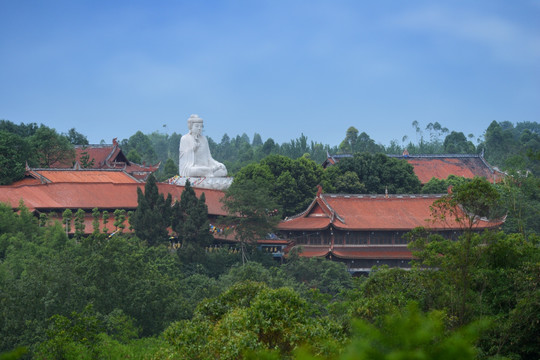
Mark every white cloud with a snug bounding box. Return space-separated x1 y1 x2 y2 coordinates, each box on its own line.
390 5 540 64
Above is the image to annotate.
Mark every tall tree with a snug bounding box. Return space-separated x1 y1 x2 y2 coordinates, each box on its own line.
233 154 323 217
498 172 540 235
356 131 384 153
121 131 158 165
0 119 39 137
482 120 516 168
172 180 214 263
161 158 178 180
30 126 75 167
65 128 89 145
326 153 421 194
252 133 263 147
339 126 359 154
430 177 502 232
0 131 33 184
221 180 281 264
426 121 449 144
130 175 172 246
444 131 476 154
422 177 503 325
261 138 277 156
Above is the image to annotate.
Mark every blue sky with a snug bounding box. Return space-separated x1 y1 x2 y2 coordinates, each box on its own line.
1 0 539 148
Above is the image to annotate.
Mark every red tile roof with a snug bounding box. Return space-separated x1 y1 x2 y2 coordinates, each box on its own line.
76 145 123 167
10 178 42 186
295 246 331 257
14 169 139 185
279 217 331 231
393 155 504 184
52 139 160 180
0 182 227 216
279 193 504 232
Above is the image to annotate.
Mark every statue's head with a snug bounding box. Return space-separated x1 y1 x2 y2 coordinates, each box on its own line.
187 114 204 130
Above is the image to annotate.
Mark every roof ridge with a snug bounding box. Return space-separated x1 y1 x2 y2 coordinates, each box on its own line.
75 144 114 148
104 143 119 164
34 181 142 185
319 194 346 223
28 168 127 172
327 152 482 159
478 154 496 174
387 153 481 158
283 199 317 221
324 193 445 198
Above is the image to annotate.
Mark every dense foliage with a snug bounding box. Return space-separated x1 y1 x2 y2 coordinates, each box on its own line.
481 121 540 175
0 177 538 359
2 119 539 184
231 154 324 217
111 119 540 183
1 198 538 358
130 175 172 246
324 152 422 194
0 120 84 184
0 131 32 185
1 119 540 359
220 179 281 264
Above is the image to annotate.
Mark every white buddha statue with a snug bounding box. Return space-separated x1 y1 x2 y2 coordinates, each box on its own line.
179 114 227 177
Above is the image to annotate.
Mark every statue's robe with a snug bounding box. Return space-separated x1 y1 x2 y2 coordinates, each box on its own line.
179 133 226 177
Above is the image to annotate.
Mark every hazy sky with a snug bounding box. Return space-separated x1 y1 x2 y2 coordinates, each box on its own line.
1 0 539 147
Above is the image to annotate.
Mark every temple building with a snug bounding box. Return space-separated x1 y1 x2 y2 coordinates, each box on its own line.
53 138 160 181
0 142 507 271
277 186 505 274
12 167 142 186
0 176 227 238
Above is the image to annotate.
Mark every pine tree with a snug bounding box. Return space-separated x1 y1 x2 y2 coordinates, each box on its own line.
173 180 214 264
161 158 178 180
131 175 172 246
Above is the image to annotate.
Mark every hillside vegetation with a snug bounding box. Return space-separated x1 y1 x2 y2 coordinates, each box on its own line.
0 119 539 359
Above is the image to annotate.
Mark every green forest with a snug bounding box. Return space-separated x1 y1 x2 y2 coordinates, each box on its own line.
0 119 539 359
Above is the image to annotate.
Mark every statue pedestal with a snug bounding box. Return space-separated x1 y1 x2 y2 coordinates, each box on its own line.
167 176 233 191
